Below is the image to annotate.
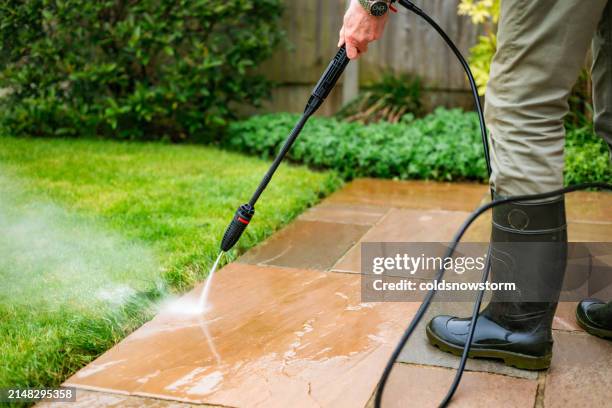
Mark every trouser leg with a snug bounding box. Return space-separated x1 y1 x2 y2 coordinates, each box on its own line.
592 1 612 154
485 0 608 196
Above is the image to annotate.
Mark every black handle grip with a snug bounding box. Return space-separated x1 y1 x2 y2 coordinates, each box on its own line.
305 45 350 114
220 204 255 252
313 45 350 100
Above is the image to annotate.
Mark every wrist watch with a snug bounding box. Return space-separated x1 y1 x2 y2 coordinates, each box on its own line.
358 0 393 17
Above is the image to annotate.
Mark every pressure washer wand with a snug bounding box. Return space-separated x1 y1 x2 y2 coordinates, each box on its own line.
220 46 350 252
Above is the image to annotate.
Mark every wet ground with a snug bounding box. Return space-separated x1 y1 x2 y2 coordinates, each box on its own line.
43 179 612 407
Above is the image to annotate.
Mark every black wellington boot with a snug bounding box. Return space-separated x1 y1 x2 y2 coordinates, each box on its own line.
576 299 612 340
426 196 568 370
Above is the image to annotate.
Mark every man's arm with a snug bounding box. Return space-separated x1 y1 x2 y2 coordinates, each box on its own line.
338 0 390 59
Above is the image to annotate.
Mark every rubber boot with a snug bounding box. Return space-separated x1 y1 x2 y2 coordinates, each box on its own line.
426 196 568 370
576 299 612 340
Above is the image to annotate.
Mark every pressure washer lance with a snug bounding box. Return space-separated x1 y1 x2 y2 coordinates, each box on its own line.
220 46 350 252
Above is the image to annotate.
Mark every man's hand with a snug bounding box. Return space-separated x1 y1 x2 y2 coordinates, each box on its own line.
338 0 389 59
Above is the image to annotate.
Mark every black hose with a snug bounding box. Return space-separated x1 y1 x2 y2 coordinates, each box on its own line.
398 0 491 178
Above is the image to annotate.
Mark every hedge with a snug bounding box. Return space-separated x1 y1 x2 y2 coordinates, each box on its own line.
226 108 611 185
0 0 283 142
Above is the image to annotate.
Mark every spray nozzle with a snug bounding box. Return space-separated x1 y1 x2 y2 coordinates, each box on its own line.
220 204 255 252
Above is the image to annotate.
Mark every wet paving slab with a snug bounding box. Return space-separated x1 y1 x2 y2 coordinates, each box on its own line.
553 302 582 332
61 179 612 407
544 331 612 407
381 363 538 408
325 179 489 212
238 220 370 271
64 263 418 407
332 208 479 274
566 192 612 223
568 221 612 242
297 202 389 226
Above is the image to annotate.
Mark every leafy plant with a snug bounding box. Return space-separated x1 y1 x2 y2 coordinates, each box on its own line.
0 0 284 142
227 109 611 185
565 123 612 185
228 108 489 181
336 73 423 124
467 33 497 96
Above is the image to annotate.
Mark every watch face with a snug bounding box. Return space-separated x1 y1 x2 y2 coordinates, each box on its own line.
371 2 389 16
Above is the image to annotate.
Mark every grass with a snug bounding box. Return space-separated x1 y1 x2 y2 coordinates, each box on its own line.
0 136 341 390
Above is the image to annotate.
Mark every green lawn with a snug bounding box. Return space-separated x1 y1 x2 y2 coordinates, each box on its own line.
0 136 341 389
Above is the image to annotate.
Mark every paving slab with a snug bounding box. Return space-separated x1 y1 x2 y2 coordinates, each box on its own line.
325 179 489 212
566 191 612 223
568 221 612 242
552 302 582 332
298 202 389 226
238 220 370 271
381 363 538 408
544 331 612 407
332 208 476 274
64 263 419 407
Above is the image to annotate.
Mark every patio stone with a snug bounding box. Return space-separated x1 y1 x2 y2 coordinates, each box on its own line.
64 263 419 407
325 179 488 212
462 211 491 243
566 192 612 223
238 220 370 271
568 221 612 242
298 202 388 226
381 363 537 408
332 209 474 274
544 331 612 407
553 302 582 332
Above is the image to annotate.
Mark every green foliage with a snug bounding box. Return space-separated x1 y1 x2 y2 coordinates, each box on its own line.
467 33 497 96
228 108 489 181
227 109 611 185
0 0 284 142
565 125 612 185
336 73 423 124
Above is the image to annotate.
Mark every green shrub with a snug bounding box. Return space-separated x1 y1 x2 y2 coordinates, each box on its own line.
0 0 283 142
565 126 612 185
226 108 611 185
227 108 489 181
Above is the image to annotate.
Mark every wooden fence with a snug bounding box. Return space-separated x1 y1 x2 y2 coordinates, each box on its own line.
256 0 483 116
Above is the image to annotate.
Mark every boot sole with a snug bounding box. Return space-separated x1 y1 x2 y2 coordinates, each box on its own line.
575 310 612 340
426 325 551 370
